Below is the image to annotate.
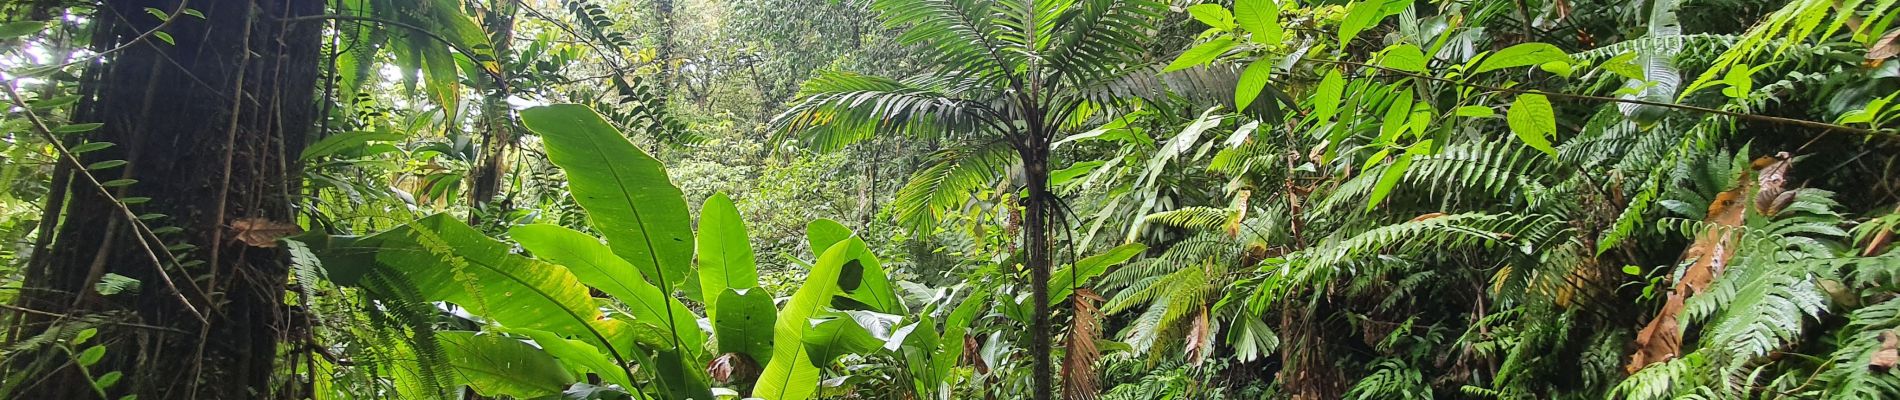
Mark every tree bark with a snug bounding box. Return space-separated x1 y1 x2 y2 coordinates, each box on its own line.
9 0 322 398
470 0 521 211
1020 139 1055 400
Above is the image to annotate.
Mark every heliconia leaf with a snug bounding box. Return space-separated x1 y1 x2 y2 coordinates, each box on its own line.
1235 0 1282 44
1474 43 1574 73
522 105 694 292
437 331 575 399
1506 93 1559 157
1165 38 1237 72
1186 4 1236 30
1379 44 1428 72
715 288 778 366
508 224 707 360
508 328 632 389
805 219 854 261
1311 69 1345 121
299 215 615 349
756 238 875 400
698 191 760 319
1235 59 1275 110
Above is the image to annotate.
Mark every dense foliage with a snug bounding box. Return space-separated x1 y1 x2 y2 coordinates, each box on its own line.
0 0 1897 399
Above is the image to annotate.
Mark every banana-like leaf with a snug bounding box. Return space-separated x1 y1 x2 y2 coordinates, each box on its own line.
756 237 875 400
522 104 695 293
715 288 777 366
806 219 904 314
437 331 575 399
508 328 633 389
699 192 760 318
510 224 706 359
300 215 620 357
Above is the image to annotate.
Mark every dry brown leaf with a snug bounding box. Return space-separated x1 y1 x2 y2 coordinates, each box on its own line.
1185 306 1212 366
1627 155 1792 374
1062 289 1105 400
1410 212 1447 222
706 352 760 385
230 217 301 248
1867 28 1900 64
1870 331 1899 371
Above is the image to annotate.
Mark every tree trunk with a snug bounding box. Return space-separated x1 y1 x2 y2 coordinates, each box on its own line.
9 0 321 398
1020 141 1055 400
470 0 521 210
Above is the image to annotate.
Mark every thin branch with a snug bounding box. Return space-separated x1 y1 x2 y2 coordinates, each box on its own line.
1304 58 1893 139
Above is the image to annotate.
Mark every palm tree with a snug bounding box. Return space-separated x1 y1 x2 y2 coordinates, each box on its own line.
769 0 1170 397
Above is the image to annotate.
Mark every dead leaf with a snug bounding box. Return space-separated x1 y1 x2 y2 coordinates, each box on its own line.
230 217 301 248
1627 155 1792 374
1410 212 1447 222
1870 331 1899 371
1868 28 1900 64
1062 289 1105 400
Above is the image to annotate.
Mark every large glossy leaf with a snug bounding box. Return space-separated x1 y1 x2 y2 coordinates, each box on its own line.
522 104 694 292
1050 243 1149 304
301 215 617 353
437 331 575 399
756 238 873 400
1235 60 1274 111
509 328 632 389
802 311 889 364
698 191 760 314
510 224 706 359
715 288 777 366
804 219 903 314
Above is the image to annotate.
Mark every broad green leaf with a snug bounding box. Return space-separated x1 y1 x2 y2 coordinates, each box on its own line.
698 191 759 318
1474 43 1574 73
299 215 614 349
802 311 888 364
1377 94 1414 144
301 131 404 160
1720 64 1753 98
1186 4 1236 30
1455 105 1495 117
1506 93 1558 156
437 331 575 399
1365 154 1414 211
1235 59 1275 110
0 21 46 39
509 224 706 358
1601 52 1644 80
1051 161 1106 187
1311 69 1345 121
1379 44 1428 72
805 219 854 261
715 288 777 365
523 105 694 292
929 289 990 385
1049 243 1148 304
756 238 873 400
1235 0 1282 44
1338 0 1388 46
415 36 459 111
1164 38 1236 72
509 329 632 389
